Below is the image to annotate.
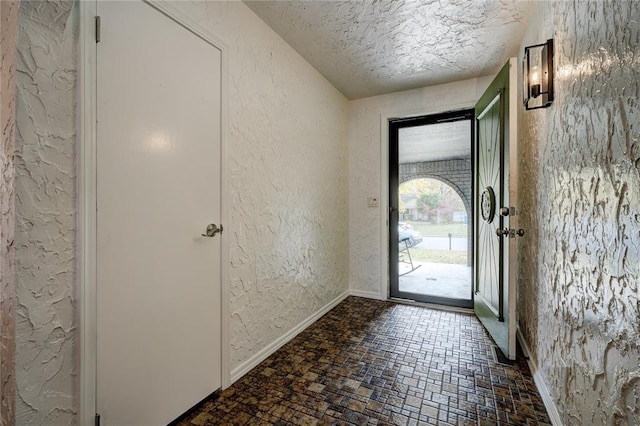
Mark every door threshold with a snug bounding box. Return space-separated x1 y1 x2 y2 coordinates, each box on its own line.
389 297 474 315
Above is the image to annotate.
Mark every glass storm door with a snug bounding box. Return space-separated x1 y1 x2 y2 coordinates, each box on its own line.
389 110 474 308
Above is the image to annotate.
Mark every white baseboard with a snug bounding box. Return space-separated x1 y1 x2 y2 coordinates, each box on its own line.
517 328 563 426
349 289 385 300
229 290 349 384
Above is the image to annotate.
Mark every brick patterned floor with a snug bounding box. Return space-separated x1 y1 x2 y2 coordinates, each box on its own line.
179 297 551 425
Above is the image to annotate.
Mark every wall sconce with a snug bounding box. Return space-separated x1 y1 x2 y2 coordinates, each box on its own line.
523 39 554 110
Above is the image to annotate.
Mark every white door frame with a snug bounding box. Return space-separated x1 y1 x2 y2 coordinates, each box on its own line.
78 2 231 424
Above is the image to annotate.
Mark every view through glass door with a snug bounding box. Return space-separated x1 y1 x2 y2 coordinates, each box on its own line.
389 110 474 308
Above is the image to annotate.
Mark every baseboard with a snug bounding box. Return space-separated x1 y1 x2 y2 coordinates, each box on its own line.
229 290 349 384
517 328 563 426
349 289 385 300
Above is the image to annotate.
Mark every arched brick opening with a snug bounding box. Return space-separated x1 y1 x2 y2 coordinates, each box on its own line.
399 174 470 220
399 158 472 266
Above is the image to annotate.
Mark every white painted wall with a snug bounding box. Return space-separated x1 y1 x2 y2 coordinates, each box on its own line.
15 2 77 424
0 2 19 424
348 78 492 299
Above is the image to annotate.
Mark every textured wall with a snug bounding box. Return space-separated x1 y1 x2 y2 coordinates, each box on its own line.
154 2 351 371
12 0 349 418
0 2 19 424
348 78 491 297
14 1 77 424
517 1 640 424
11 0 348 419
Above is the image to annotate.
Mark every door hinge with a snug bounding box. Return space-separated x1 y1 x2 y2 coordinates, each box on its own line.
95 16 101 43
95 413 101 426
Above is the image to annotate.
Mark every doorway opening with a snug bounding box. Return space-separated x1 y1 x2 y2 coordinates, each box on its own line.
389 109 474 308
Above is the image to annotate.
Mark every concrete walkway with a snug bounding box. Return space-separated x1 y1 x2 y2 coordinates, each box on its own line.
399 261 471 300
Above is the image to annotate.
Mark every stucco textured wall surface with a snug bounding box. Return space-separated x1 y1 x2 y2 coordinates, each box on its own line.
348 78 491 298
12 0 349 419
517 1 640 424
0 2 19 424
14 1 78 424
160 2 350 372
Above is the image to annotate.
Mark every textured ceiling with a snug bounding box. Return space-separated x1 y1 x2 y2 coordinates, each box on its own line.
245 0 532 100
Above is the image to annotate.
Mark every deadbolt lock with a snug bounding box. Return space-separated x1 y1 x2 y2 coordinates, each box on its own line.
500 207 516 216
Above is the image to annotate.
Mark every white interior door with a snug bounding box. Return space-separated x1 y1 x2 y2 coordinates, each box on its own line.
96 2 222 424
474 58 518 360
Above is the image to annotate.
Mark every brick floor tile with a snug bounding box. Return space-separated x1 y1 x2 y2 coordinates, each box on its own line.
178 297 551 425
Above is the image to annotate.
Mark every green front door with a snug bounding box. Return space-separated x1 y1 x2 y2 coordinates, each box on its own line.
474 59 518 359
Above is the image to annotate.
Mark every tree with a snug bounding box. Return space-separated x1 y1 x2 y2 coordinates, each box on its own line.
417 192 441 210
431 181 465 223
398 178 465 223
399 179 431 214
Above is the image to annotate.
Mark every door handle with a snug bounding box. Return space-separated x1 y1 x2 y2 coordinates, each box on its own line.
496 228 510 237
496 228 525 238
202 223 223 237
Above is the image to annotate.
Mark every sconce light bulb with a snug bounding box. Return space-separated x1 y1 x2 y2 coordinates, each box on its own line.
530 67 540 85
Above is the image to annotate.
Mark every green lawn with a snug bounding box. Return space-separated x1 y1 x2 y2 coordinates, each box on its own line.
401 248 467 265
404 221 467 237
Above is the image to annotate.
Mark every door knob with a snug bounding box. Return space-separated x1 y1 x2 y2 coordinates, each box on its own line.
202 223 223 237
516 229 525 237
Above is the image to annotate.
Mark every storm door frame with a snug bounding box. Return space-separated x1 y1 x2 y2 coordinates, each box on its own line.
388 109 475 308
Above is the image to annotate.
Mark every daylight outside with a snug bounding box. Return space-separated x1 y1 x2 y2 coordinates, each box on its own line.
397 178 472 301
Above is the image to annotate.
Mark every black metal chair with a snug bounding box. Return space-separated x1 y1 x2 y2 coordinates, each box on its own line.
398 237 421 276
